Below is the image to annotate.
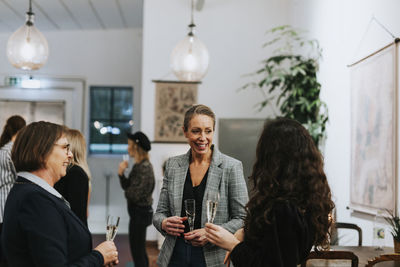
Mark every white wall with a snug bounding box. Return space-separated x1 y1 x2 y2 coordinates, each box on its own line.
289 0 400 246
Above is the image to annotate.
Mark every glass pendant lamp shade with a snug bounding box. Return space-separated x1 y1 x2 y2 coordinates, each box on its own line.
171 33 209 82
7 12 49 70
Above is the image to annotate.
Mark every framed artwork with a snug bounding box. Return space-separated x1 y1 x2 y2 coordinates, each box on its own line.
153 80 199 143
349 42 398 214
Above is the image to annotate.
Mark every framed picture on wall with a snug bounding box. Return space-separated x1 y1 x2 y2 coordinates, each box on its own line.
349 41 398 215
153 80 199 143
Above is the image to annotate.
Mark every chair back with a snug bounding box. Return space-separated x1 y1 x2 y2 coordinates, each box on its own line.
331 222 363 246
366 253 400 266
301 250 359 267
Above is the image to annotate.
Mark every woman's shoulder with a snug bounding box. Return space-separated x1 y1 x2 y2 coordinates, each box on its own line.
165 153 188 167
215 149 242 168
59 165 89 185
270 201 308 225
0 141 13 153
135 159 155 172
11 179 60 204
67 165 88 177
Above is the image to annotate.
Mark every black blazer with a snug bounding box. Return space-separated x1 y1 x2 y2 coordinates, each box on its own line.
1 176 103 266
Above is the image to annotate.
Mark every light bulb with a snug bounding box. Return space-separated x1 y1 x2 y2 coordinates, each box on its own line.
183 53 198 72
20 39 35 60
7 13 49 70
171 34 209 81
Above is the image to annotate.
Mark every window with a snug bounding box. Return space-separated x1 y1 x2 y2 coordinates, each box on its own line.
89 86 133 154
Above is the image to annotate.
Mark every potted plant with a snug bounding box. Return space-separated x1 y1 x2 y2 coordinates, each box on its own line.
384 209 400 253
241 25 328 147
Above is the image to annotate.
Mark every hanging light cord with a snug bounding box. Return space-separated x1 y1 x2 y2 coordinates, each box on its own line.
25 0 34 26
188 0 195 35
28 0 33 15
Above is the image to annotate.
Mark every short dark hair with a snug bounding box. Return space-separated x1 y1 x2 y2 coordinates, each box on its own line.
12 121 65 172
0 115 26 148
183 104 216 132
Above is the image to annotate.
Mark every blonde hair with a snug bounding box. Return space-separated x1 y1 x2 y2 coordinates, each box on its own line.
65 129 91 180
132 142 149 163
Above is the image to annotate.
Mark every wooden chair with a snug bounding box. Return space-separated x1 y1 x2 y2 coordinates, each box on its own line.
365 254 400 266
301 250 359 267
331 222 363 246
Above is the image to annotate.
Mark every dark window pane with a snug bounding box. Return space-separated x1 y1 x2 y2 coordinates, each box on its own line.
113 89 133 119
90 119 111 145
111 121 132 144
90 88 111 119
89 86 133 154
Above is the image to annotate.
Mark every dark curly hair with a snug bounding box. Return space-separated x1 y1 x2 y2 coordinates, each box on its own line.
244 117 334 249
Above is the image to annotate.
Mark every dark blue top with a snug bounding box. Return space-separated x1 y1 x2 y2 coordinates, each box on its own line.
230 202 314 267
180 168 209 233
55 165 89 226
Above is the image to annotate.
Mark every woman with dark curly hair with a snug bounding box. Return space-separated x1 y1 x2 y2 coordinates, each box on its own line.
205 117 334 267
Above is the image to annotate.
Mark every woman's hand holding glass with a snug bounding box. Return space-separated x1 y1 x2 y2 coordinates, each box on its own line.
184 228 208 246
161 216 186 236
205 223 240 251
94 241 119 266
118 160 128 176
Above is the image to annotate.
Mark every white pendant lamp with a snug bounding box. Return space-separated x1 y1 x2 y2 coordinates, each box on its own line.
171 0 209 82
7 0 49 71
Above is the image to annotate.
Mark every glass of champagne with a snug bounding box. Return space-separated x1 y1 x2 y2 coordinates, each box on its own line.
206 191 219 223
106 215 120 241
184 199 195 232
122 154 129 176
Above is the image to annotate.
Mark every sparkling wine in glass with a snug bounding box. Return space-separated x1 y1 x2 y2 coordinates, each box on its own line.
206 191 220 223
122 154 130 176
184 199 195 232
106 215 120 241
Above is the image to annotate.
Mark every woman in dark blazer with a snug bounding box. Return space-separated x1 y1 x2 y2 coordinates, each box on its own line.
205 118 335 267
1 121 118 267
153 104 248 267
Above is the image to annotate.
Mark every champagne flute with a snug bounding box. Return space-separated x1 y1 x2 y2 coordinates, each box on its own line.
184 199 195 232
106 215 120 241
122 154 129 176
206 191 219 223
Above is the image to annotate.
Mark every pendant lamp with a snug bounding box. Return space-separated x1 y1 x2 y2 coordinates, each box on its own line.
170 0 209 82
7 0 49 70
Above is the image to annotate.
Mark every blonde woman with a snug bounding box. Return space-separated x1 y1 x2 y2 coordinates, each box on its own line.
153 105 248 267
55 128 91 226
118 131 155 267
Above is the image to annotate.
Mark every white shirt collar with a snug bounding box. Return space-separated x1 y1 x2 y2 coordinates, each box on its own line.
18 171 63 199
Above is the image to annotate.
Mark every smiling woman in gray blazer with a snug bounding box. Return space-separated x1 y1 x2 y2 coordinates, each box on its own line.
153 104 248 267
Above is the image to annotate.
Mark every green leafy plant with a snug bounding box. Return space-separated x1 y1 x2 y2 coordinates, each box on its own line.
385 209 400 242
241 25 328 146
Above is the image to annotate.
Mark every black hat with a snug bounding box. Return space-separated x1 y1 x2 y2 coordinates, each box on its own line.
127 131 151 151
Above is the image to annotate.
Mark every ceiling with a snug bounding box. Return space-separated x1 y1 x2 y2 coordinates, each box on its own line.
0 0 143 33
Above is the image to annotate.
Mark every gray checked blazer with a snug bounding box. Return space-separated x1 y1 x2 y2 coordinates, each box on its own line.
153 147 249 267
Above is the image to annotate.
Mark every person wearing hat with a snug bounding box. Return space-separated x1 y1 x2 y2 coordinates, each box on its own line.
118 131 155 267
